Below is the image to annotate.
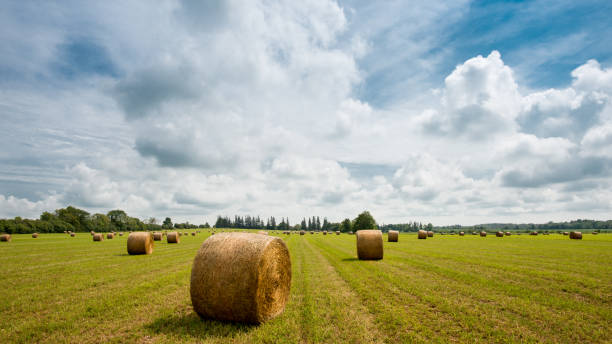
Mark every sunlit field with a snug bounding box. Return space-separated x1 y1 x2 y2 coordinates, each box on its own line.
0 232 610 343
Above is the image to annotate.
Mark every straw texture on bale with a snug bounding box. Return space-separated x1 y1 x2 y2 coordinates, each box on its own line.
418 230 427 239
356 230 383 260
569 231 582 240
153 232 162 241
388 230 399 242
480 231 487 237
127 232 154 255
106 233 114 239
32 233 39 238
258 231 268 235
93 233 103 241
190 232 292 324
167 232 180 243
70 233 76 237
0 234 11 242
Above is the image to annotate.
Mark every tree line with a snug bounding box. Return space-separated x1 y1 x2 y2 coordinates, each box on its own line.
435 219 612 232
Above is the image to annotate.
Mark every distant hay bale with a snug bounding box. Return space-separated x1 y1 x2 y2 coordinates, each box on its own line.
63 231 67 234
167 232 180 244
106 233 114 239
505 232 511 236
310 231 314 234
153 232 163 241
191 232 196 236
480 231 487 237
93 233 103 241
70 233 76 237
336 231 340 235
496 231 503 237
472 232 478 235
388 230 399 242
418 230 427 239
32 233 39 238
90 231 95 236
569 231 582 240
530 231 538 236
459 232 465 236
592 232 598 235
298 230 305 235
323 231 327 235
349 231 354 234
356 230 383 260
427 231 434 237
190 232 291 323
127 232 154 255
258 231 268 235
119 232 124 236
0 234 11 242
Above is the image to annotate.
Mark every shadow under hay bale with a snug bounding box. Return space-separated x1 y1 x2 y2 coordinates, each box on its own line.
388 230 399 242
127 232 154 255
190 232 291 324
356 230 383 260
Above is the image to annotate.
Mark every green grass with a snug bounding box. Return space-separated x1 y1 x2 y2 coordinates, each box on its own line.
0 232 610 343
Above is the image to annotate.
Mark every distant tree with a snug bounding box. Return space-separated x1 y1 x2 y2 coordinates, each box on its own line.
162 217 173 229
353 211 377 230
341 218 352 232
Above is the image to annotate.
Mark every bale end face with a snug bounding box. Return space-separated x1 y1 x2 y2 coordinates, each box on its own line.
569 231 583 240
417 230 427 239
356 230 383 260
32 233 39 238
106 233 114 239
0 234 11 242
190 232 291 323
300 231 305 235
480 231 487 237
388 230 399 242
153 233 163 241
70 233 76 237
496 231 504 237
93 233 104 241
459 232 465 236
427 231 434 237
127 232 154 255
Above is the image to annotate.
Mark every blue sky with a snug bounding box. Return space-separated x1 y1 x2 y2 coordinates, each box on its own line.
1 0 612 225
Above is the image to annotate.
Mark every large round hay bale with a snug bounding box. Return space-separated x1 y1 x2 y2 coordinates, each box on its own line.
505 232 511 236
459 232 465 236
0 234 11 242
127 232 154 255
569 231 582 240
153 232 162 241
480 231 487 237
258 231 268 235
93 233 103 241
167 231 180 243
496 231 503 237
106 233 114 239
191 232 196 236
70 233 76 237
418 230 427 239
323 231 327 235
427 231 434 237
388 230 399 242
190 232 291 323
32 233 39 238
356 230 383 260
300 230 305 235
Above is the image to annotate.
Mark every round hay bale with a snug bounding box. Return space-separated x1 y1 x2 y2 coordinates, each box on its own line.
323 231 327 235
496 231 503 237
190 232 291 323
63 231 67 234
388 230 399 242
563 232 569 235
167 231 180 244
592 232 598 235
336 231 341 235
480 231 487 237
32 233 39 238
418 230 427 239
257 231 268 235
310 231 314 234
153 232 162 241
191 232 196 236
93 233 104 241
127 232 154 255
0 234 11 242
530 231 538 236
459 232 465 236
356 230 383 260
106 233 114 239
427 231 434 237
569 231 582 240
472 231 478 235
119 232 124 236
505 232 511 236
300 231 305 235
70 233 76 237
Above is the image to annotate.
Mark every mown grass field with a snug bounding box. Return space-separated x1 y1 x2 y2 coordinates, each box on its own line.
0 231 610 343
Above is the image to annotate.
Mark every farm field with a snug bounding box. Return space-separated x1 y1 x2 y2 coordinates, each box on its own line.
0 232 610 344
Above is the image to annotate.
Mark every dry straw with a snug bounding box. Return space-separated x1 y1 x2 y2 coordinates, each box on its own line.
505 232 511 236
336 231 341 235
70 233 76 237
480 231 487 237
258 231 268 235
323 231 327 235
418 230 427 239
356 230 383 260
119 232 124 236
300 230 305 235
32 233 39 238
106 233 114 239
569 231 582 240
0 234 11 242
459 232 465 236
153 232 163 241
90 231 95 236
93 233 104 241
496 231 503 237
191 232 196 236
167 232 180 244
190 232 291 323
427 231 434 237
530 231 538 236
127 232 154 255
388 230 399 242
